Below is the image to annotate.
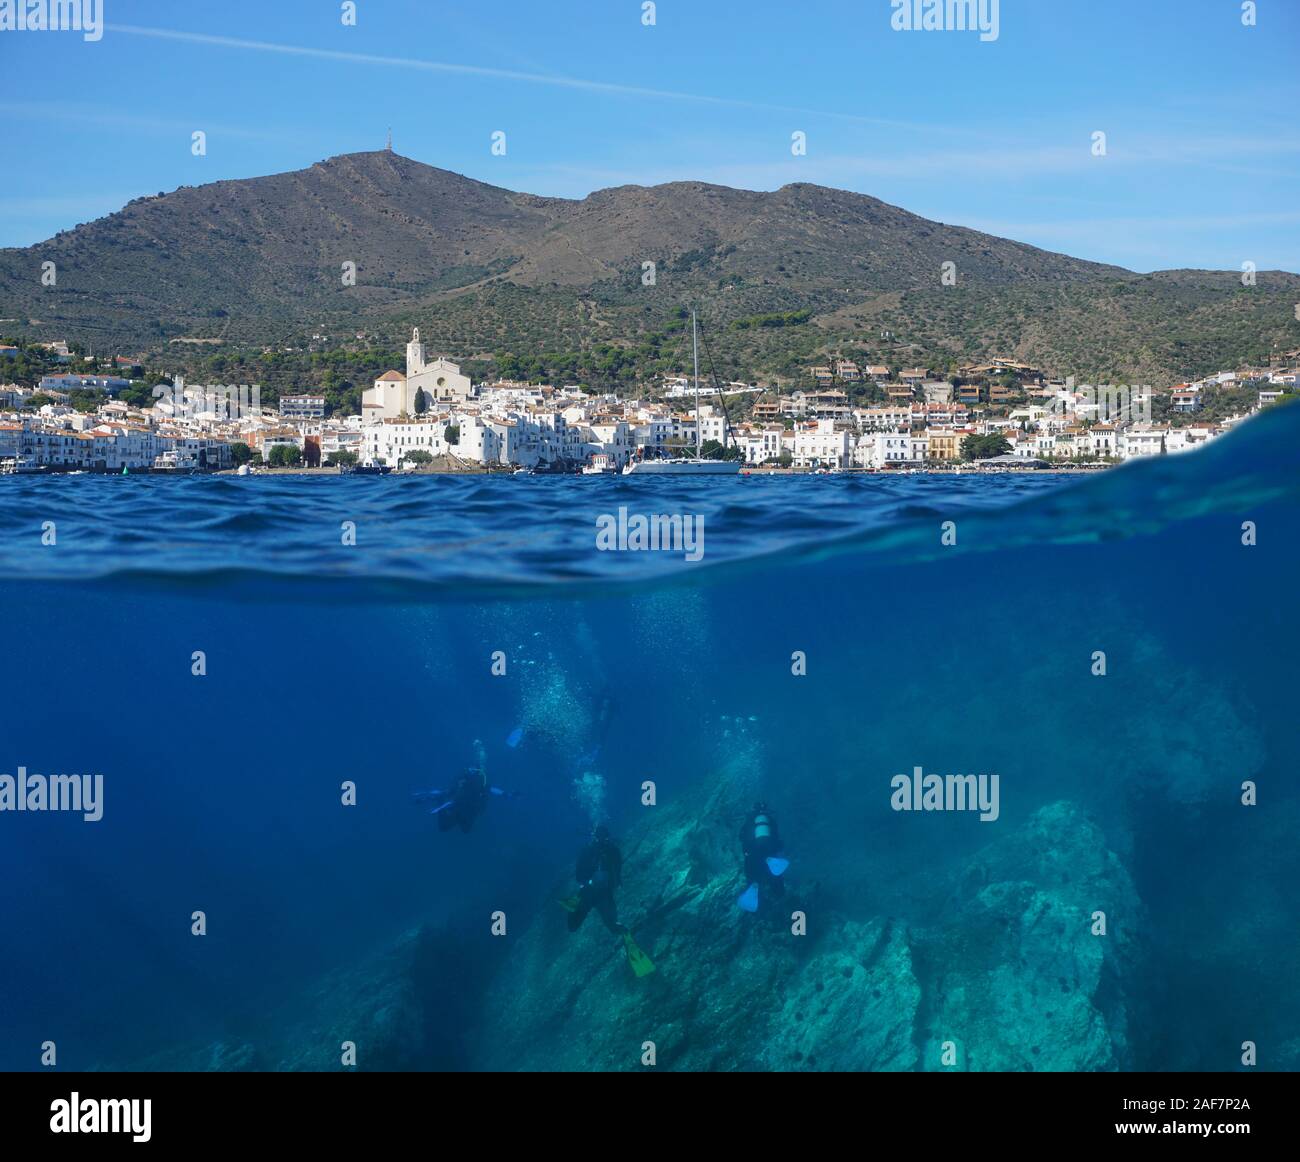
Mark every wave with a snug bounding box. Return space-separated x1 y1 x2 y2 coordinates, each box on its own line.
0 406 1295 600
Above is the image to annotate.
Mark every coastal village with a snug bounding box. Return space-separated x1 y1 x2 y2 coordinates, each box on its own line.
1 331 1296 474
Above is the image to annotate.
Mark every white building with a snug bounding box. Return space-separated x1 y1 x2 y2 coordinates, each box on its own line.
853 431 914 468
855 406 912 431
793 420 851 468
694 406 729 447
1121 427 1168 459
404 330 471 404
364 417 450 467
631 417 675 453
735 426 785 465
1166 426 1217 454
362 329 473 420
584 419 633 468
280 394 326 421
1081 425 1117 458
363 371 408 421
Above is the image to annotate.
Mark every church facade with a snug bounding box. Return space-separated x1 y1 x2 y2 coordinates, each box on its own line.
362 329 473 419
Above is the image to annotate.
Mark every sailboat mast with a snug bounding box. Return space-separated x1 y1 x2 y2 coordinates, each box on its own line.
693 309 700 458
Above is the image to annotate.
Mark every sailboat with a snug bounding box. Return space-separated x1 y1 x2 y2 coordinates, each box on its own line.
623 310 741 475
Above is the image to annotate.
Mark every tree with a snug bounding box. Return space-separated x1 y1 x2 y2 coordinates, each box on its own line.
268 444 302 468
414 387 429 415
326 450 358 467
700 439 743 462
402 450 434 466
961 433 1012 461
444 424 460 446
230 442 254 466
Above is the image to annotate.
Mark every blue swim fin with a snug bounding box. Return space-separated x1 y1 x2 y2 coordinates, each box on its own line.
766 856 790 877
506 726 524 748
738 883 759 912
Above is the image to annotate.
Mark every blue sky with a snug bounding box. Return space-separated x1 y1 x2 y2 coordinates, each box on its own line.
2 0 1297 271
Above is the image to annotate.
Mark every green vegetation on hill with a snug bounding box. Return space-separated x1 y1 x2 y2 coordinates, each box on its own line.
2 151 1297 391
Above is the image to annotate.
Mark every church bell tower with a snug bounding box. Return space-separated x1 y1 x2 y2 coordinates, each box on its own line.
406 327 425 377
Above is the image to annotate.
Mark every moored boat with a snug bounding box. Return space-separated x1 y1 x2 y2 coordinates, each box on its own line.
624 310 741 476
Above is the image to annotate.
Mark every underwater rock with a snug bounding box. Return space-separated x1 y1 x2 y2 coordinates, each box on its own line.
915 800 1141 1071
479 766 919 1072
478 791 1143 1072
120 921 494 1072
204 1040 260 1072
125 791 1144 1072
271 937 428 1071
268 920 503 1071
769 919 920 1071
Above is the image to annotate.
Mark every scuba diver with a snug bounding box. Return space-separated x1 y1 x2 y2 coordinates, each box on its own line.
562 825 626 934
414 739 518 834
738 801 789 912
560 825 655 976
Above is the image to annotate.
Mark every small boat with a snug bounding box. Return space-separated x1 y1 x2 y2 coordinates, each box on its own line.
340 463 391 476
582 453 617 475
4 455 48 475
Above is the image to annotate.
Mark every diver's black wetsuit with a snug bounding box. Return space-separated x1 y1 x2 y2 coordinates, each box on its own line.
416 769 513 833
568 837 627 934
741 808 785 897
439 773 488 833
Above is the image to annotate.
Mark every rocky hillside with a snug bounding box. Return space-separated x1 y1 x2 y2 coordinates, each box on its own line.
0 151 1116 327
3 151 1297 383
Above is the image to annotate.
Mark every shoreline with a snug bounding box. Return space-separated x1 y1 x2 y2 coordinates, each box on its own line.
1 464 1110 479
221 463 1110 477
212 466 1107 477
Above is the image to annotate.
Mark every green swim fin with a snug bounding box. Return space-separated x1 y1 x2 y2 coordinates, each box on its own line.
624 932 655 977
557 894 581 913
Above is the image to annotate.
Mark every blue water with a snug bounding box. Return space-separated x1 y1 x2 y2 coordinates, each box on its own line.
1 406 1297 1071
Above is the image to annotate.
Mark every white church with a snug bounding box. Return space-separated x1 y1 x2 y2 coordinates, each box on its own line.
362 328 472 420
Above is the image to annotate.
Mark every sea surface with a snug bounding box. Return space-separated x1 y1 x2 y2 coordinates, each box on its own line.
1 407 1297 1071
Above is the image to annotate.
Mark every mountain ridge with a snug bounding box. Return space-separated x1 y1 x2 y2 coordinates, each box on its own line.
2 150 1297 385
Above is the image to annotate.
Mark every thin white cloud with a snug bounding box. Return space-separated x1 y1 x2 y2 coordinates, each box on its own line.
102 23 993 140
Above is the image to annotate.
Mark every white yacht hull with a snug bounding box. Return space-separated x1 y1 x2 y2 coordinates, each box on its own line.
622 458 741 475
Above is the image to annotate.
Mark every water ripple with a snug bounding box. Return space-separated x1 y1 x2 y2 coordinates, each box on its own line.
1 407 1295 599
